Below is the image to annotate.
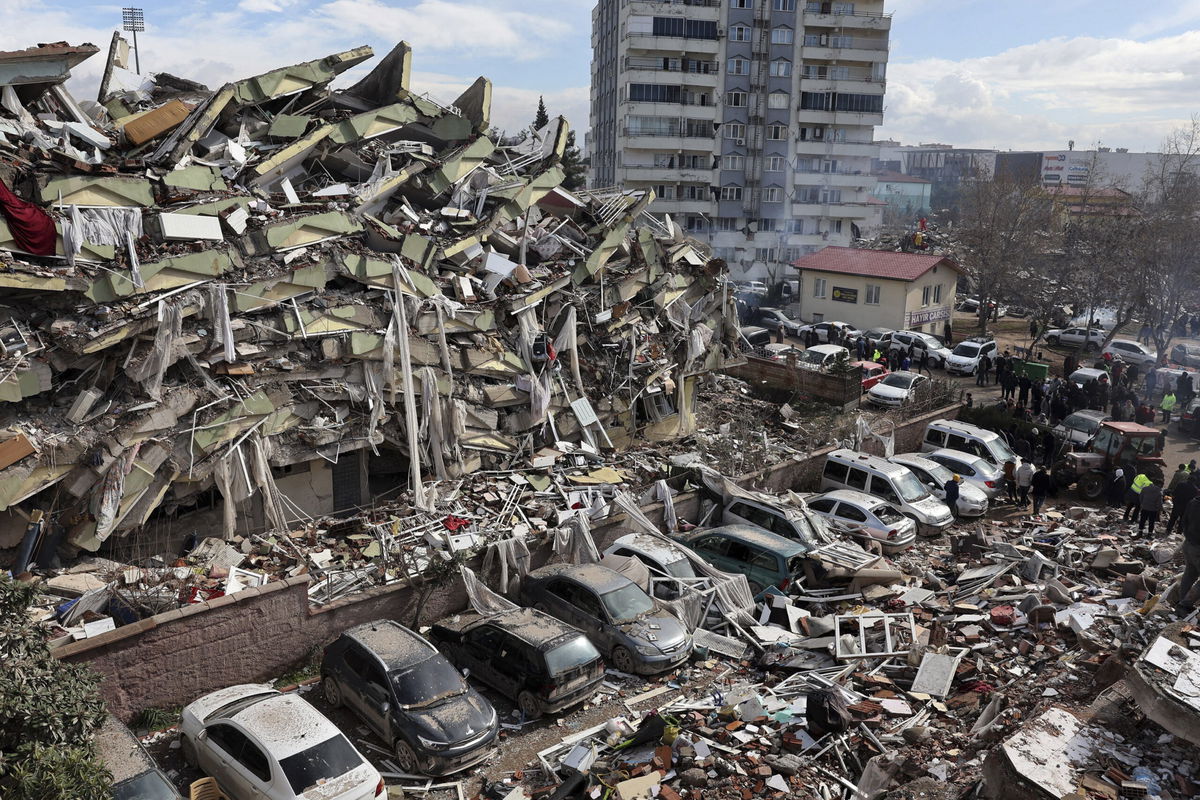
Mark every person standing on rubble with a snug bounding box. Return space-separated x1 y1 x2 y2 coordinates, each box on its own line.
1175 493 1200 616
944 474 961 518
1031 464 1051 515
1002 459 1018 504
1125 471 1152 523
1166 470 1198 536
1015 459 1034 507
1042 427 1058 466
1168 463 1189 494
1107 467 1127 507
1138 478 1164 537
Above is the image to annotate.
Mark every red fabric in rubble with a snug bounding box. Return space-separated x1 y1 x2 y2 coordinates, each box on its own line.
0 178 57 256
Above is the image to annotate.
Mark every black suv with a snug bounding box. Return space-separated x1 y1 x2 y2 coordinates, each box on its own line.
321 620 497 776
430 607 605 719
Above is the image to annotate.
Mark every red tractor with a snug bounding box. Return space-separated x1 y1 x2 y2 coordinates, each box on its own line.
1050 421 1165 500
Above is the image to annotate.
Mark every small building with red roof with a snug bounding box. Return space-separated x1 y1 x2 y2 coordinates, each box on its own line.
791 246 963 335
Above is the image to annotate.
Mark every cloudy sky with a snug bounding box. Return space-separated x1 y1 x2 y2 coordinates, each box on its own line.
3 0 1199 153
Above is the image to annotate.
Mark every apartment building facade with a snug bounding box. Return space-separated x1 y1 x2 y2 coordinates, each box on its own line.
588 0 890 281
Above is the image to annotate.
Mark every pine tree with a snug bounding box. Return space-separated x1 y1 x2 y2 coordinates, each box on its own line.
533 96 549 131
561 131 587 191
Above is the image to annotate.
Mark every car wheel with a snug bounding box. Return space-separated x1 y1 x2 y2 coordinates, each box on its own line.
393 738 422 775
533 601 549 613
1047 336 1059 345
1085 342 1098 352
322 675 344 708
746 580 764 596
181 734 197 767
1077 472 1105 500
611 646 637 674
517 691 544 720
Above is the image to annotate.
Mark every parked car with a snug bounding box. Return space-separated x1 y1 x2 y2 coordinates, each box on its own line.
957 297 1008 318
798 343 850 370
757 307 802 336
923 448 1005 500
181 684 383 800
520 563 691 675
321 620 497 776
1170 342 1200 368
1103 339 1156 369
920 419 1022 469
888 330 951 368
820 449 954 533
1068 307 1119 330
867 371 930 407
854 327 895 354
96 715 184 800
603 533 700 600
673 524 807 596
738 280 768 296
1067 367 1108 388
429 607 604 720
852 360 889 392
762 343 804 362
887 452 989 517
739 325 773 349
797 320 859 344
945 336 997 376
802 490 917 554
1044 327 1106 351
1052 409 1111 449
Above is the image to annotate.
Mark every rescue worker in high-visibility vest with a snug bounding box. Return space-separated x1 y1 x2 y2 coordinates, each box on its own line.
1125 472 1152 525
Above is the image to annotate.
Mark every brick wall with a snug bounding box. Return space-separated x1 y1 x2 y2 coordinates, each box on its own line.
58 403 961 720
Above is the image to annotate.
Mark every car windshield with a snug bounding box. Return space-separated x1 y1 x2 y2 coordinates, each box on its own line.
544 636 602 675
600 584 656 623
881 374 914 388
1063 413 1103 434
114 771 180 800
663 557 696 579
986 436 1017 464
390 656 466 708
952 343 980 357
894 470 932 502
874 504 905 524
799 350 828 365
279 734 364 796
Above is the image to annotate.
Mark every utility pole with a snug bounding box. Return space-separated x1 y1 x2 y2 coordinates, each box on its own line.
121 7 144 75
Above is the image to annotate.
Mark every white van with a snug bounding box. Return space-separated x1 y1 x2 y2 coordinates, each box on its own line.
820 449 954 533
920 419 1021 468
799 344 849 371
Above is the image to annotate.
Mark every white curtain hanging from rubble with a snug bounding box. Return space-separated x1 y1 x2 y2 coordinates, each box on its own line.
60 203 83 267
855 415 895 457
250 434 290 532
208 284 236 364
552 513 601 564
460 565 521 616
91 444 142 544
687 324 714 369
481 536 531 595
76 206 143 246
213 453 239 541
127 301 182 399
420 366 448 480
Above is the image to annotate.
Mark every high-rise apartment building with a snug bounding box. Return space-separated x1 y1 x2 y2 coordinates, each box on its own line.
588 0 890 280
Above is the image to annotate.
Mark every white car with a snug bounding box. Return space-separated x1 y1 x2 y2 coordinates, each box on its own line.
802 489 917 554
924 448 1005 500
798 344 850 370
1102 339 1156 369
888 452 989 517
867 371 930 407
797 320 859 344
888 330 951 368
182 684 383 800
944 337 997 376
1045 327 1106 351
762 343 804 362
1067 367 1108 388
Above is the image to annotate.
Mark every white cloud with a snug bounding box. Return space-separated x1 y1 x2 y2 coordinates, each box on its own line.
882 31 1200 151
1129 0 1200 38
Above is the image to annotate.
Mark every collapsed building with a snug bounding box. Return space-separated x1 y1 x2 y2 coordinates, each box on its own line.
0 39 737 574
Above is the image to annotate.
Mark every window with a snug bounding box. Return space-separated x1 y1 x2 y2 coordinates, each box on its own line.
725 91 748 107
812 312 824 322
839 503 868 523
774 0 797 9
767 124 787 140
798 126 824 141
755 247 777 261
685 216 706 232
722 154 745 170
824 460 848 483
629 83 681 103
933 284 943 303
771 27 794 45
846 467 869 490
728 58 749 75
653 154 675 168
832 219 843 233
921 285 931 307
715 217 738 231
834 2 856 14
757 218 778 232
681 184 707 200
820 188 842 203
720 186 744 201
762 187 783 202
799 92 883 112
813 277 827 298
767 92 789 109
652 184 676 200
765 155 785 171
770 60 792 77
796 187 819 203
724 123 747 140
865 284 880 305
730 0 751 7
206 724 271 783
652 17 719 39
730 25 750 41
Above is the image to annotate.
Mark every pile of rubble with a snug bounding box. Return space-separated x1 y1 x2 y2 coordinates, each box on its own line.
0 39 739 619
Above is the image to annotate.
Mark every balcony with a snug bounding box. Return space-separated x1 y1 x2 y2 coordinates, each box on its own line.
651 198 713 215
798 74 886 94
621 129 718 151
801 39 889 64
805 10 892 31
622 63 721 87
795 109 884 127
619 165 714 184
794 170 876 189
627 0 722 16
794 139 878 157
624 34 721 56
622 100 718 119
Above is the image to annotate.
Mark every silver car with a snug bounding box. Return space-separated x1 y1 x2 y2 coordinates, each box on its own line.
802 489 917 554
521 563 691 675
923 448 1005 500
1052 410 1110 449
888 452 989 517
603 533 699 600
